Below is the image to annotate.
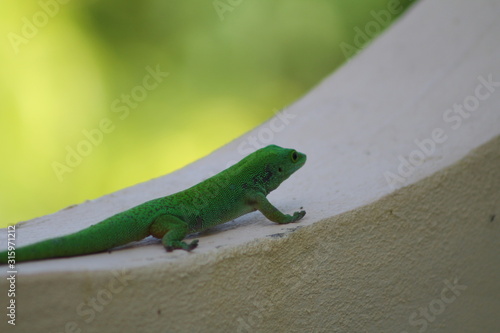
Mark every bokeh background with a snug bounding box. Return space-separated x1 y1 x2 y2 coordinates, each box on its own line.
0 0 414 228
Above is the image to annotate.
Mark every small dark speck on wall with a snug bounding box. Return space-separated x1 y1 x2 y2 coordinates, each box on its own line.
490 214 496 222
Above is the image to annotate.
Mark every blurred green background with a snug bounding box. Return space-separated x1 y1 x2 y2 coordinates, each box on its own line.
0 0 414 228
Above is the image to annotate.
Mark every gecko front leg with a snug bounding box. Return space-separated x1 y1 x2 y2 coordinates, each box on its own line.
247 192 305 224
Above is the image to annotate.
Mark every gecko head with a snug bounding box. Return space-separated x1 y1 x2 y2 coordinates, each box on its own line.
250 144 307 193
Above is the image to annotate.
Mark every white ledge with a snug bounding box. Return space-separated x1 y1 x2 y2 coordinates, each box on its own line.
1 0 500 331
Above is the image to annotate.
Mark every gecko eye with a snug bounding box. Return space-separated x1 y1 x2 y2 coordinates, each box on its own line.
290 150 299 162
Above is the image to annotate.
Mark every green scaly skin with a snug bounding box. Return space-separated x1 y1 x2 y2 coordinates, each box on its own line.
0 145 306 264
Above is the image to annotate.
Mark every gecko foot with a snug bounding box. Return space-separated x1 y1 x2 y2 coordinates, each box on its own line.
165 239 199 252
291 210 306 222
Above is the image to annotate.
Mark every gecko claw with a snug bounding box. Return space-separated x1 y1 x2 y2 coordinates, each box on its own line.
187 239 199 251
291 210 306 222
165 239 199 252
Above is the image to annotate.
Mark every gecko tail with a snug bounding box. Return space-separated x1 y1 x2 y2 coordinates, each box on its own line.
0 212 151 264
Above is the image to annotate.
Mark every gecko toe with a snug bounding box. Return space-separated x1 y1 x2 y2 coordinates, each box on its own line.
187 239 199 251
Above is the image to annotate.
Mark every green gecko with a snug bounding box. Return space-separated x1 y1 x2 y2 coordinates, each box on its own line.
0 145 306 264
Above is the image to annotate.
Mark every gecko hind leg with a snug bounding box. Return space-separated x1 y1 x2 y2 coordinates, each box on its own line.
150 215 199 252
